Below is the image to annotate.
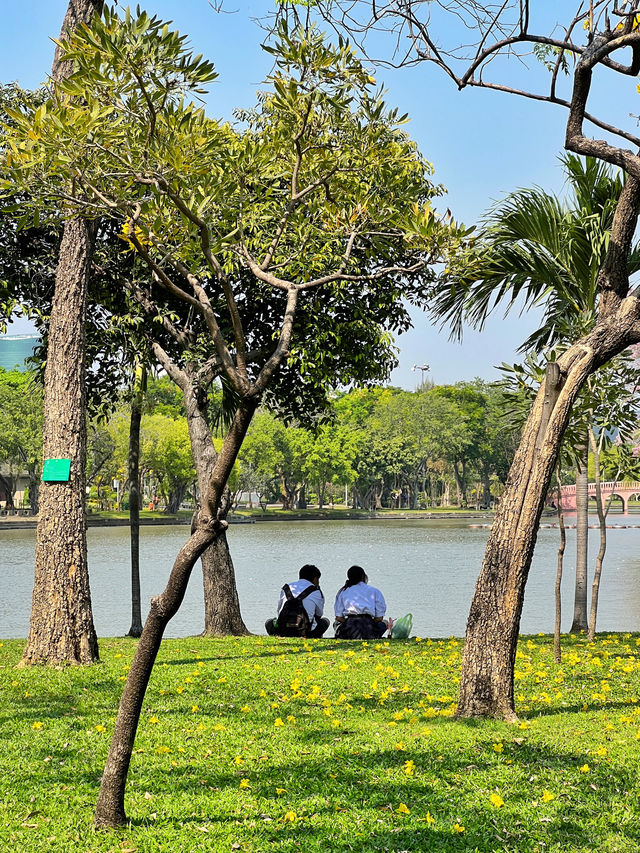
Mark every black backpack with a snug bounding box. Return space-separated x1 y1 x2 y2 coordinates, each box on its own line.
277 584 316 637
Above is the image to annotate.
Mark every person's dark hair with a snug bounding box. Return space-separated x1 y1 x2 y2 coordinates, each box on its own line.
338 564 367 593
299 564 320 583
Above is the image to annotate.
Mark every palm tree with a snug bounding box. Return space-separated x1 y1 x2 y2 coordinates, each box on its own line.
432 153 640 634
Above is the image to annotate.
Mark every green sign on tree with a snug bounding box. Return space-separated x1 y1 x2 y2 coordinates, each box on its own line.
42 458 71 482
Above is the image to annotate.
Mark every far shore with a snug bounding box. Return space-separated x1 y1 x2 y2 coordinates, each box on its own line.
0 506 503 530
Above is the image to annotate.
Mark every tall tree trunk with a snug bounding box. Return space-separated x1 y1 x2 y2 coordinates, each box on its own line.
21 0 103 666
554 468 566 664
587 424 607 642
457 281 640 720
94 398 257 828
21 218 99 666
571 439 589 633
457 357 588 720
127 368 145 638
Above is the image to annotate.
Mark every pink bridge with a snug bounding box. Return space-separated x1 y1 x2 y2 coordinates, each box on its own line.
560 481 640 513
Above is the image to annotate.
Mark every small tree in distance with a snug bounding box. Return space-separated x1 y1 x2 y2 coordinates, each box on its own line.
2 10 465 825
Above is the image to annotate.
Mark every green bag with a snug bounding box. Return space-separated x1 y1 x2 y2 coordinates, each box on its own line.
391 613 413 639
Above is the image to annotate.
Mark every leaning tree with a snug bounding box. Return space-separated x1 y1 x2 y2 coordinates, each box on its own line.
2 10 465 824
307 0 640 719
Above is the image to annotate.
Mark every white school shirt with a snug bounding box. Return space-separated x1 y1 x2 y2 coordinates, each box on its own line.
277 579 324 630
334 581 386 620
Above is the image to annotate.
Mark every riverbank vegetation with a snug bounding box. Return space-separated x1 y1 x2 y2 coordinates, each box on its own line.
2 631 640 852
3 367 639 519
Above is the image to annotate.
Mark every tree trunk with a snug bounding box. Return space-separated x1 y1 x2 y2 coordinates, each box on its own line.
453 462 465 506
94 398 257 828
21 218 99 666
457 292 640 720
166 483 187 514
587 425 607 642
554 468 566 664
28 470 39 514
296 484 307 509
21 0 103 666
182 382 248 636
457 359 583 720
127 368 145 638
570 439 589 633
280 473 294 510
202 531 248 634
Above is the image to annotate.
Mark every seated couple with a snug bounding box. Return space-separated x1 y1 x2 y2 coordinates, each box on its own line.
265 564 390 640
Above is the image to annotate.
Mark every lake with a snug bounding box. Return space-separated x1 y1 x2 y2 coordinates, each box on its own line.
2 518 640 640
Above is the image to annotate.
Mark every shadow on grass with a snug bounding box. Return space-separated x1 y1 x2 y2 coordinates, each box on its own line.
107 734 640 852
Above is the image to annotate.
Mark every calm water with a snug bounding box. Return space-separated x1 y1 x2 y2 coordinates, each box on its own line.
2 518 640 640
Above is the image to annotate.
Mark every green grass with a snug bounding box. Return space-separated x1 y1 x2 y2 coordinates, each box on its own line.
1 633 640 852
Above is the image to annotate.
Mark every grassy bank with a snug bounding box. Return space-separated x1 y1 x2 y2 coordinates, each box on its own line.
1 632 639 852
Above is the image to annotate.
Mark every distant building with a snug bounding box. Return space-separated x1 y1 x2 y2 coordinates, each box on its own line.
0 334 39 372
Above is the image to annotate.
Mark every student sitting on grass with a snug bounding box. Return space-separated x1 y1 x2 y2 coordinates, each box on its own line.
334 565 391 639
265 564 330 638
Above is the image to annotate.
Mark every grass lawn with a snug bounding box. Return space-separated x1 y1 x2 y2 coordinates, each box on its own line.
1 632 639 852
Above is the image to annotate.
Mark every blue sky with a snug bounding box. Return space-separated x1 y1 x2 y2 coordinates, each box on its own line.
1 1 632 387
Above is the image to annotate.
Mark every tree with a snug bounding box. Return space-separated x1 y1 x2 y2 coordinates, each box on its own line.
303 424 357 507
2 11 462 823
311 0 640 721
140 414 195 513
430 148 640 717
17 0 103 666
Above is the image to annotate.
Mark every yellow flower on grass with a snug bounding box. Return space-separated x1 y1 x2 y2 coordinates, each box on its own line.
420 811 436 826
595 746 607 757
95 724 106 733
490 793 504 808
234 755 243 765
274 717 284 727
149 716 159 724
156 745 172 754
403 760 415 776
191 705 199 713
241 706 250 713
519 722 530 730
580 764 590 773
239 778 251 789
396 803 410 815
275 787 286 795
395 741 405 751
287 715 296 723
283 811 297 823
32 721 43 730
452 822 465 833
542 790 555 803
493 742 504 753
213 723 226 731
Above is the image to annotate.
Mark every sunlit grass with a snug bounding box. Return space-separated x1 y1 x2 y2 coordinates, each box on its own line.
1 632 640 851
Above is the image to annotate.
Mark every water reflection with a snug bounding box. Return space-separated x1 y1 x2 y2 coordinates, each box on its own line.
1 518 639 639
